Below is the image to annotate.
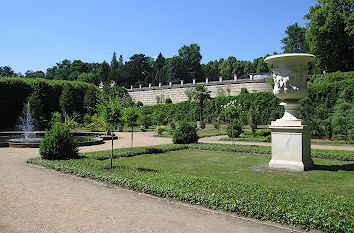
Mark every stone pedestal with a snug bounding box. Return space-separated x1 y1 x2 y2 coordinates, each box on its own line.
269 123 313 171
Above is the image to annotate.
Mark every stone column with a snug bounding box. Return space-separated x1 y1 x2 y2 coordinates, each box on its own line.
265 53 315 171
139 84 142 89
193 79 196 85
219 76 223 83
159 82 162 88
180 80 184 86
206 78 209 84
148 83 152 88
130 85 133 90
169 81 172 87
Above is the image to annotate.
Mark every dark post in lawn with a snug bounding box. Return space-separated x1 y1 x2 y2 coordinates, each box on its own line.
111 133 113 169
125 108 138 149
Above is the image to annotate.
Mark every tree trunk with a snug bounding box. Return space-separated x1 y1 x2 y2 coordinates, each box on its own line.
199 98 203 122
131 126 133 148
110 133 113 169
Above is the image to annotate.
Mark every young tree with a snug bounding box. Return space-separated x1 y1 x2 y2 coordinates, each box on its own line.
281 22 309 53
124 108 138 148
248 103 260 137
305 0 353 72
191 85 211 128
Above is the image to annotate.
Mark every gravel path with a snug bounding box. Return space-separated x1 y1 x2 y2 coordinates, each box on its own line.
1 132 314 233
200 135 354 151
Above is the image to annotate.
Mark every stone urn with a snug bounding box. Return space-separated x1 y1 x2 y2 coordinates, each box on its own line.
265 53 315 171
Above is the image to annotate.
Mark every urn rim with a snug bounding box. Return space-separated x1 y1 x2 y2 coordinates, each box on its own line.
265 53 316 64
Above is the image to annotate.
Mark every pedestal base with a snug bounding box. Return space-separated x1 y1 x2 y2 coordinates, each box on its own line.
269 123 314 171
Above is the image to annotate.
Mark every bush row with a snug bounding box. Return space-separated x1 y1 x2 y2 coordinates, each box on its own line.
27 156 353 232
0 78 99 130
133 91 283 126
84 143 353 161
133 72 353 138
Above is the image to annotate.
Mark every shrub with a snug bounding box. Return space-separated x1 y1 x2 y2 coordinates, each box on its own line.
165 98 172 104
39 122 78 160
266 135 272 142
226 119 242 138
139 125 146 132
213 121 220 129
139 114 152 129
240 87 249 94
170 122 176 130
155 126 167 136
173 122 199 144
136 101 143 107
255 129 271 137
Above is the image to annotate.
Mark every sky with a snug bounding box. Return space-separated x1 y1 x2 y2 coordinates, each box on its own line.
0 0 317 74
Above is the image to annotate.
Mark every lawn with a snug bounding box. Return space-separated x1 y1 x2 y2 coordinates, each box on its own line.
27 145 354 232
104 149 353 197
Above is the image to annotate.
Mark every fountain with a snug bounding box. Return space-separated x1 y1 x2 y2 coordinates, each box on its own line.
8 103 42 147
265 53 315 171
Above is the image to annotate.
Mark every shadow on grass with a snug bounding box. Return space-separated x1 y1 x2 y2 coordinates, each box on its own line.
312 164 354 171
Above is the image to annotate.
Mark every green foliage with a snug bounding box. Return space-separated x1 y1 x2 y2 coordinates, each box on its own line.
139 125 146 132
0 78 99 130
226 119 243 138
298 72 353 137
191 85 211 122
281 22 309 53
50 111 62 126
124 108 139 127
165 97 172 104
170 122 176 130
305 0 353 72
152 110 168 125
255 129 271 137
84 87 98 115
136 101 143 107
60 85 78 115
63 112 79 129
332 96 354 143
173 122 199 144
240 87 248 94
26 91 47 129
28 147 353 232
155 126 167 136
213 121 220 129
39 122 78 160
138 114 152 129
248 103 260 136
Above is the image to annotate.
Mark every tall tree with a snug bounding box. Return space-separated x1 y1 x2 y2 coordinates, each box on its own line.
281 22 309 53
118 55 123 67
0 66 17 77
98 61 110 83
25 70 45 79
305 0 353 72
111 52 119 71
178 43 203 82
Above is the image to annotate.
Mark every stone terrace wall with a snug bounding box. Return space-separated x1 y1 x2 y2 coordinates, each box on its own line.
128 79 272 106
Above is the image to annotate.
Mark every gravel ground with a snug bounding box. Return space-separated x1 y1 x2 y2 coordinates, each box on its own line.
0 132 319 233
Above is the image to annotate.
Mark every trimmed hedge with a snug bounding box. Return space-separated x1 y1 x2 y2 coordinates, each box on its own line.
83 143 353 161
0 78 99 130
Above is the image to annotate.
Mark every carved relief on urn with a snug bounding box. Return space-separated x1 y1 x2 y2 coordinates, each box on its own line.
266 53 315 100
